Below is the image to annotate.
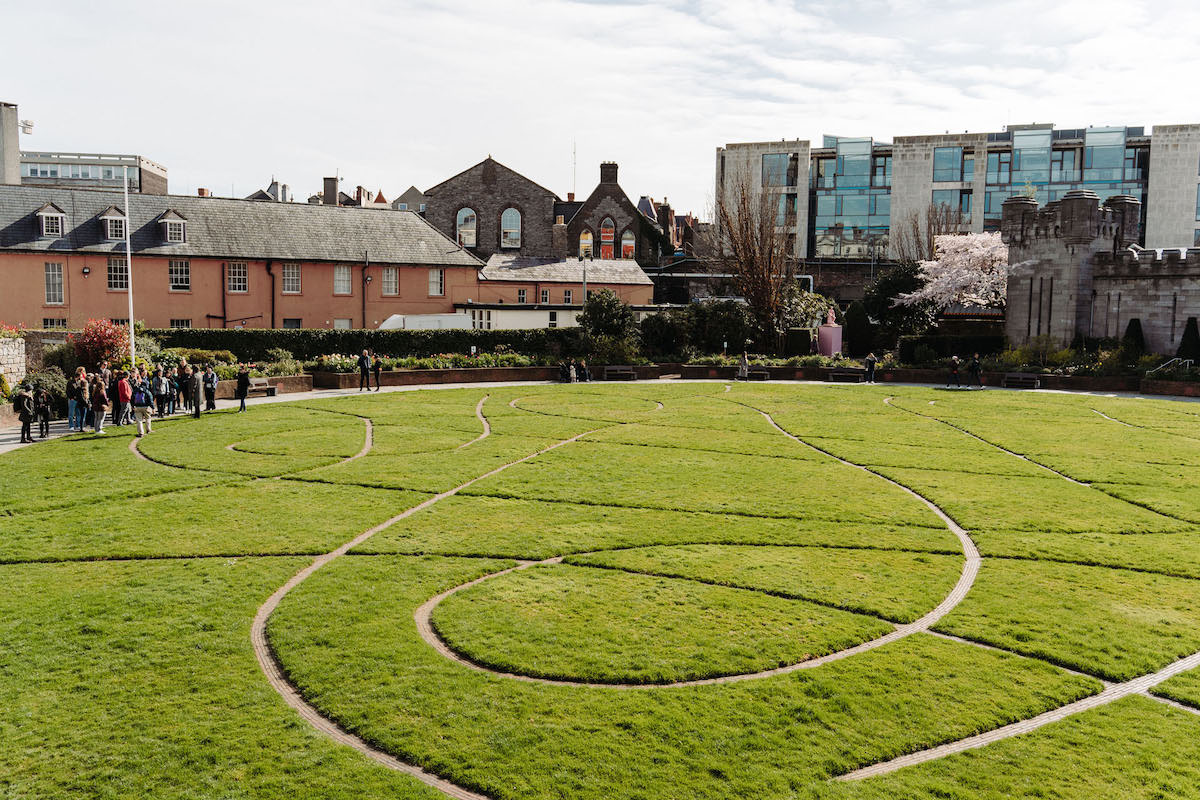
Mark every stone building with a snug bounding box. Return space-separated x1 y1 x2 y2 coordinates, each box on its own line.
1002 190 1199 354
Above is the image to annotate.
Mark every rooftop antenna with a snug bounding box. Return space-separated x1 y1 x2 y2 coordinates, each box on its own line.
572 138 577 198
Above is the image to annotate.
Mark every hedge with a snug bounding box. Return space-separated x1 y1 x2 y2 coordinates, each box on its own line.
145 327 587 361
898 334 1006 363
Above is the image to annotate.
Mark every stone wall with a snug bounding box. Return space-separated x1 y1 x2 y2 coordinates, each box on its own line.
1092 248 1200 352
1145 124 1200 249
0 337 26 385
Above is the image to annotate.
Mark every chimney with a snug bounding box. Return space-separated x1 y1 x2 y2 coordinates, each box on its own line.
656 198 673 233
197 187 211 197
552 215 568 259
323 176 338 206
567 192 575 202
599 162 618 184
355 185 364 204
0 102 19 185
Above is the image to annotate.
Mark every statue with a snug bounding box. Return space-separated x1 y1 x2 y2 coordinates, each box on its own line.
825 307 837 326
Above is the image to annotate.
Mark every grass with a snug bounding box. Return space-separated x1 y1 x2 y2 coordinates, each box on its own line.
2 381 1199 799
566 543 963 623
431 562 894 683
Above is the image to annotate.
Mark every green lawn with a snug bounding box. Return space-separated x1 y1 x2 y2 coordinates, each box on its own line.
2 381 1199 799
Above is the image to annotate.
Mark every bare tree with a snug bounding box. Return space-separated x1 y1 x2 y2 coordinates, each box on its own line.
892 202 964 263
704 170 797 345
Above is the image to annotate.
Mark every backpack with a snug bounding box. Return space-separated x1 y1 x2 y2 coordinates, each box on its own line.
132 384 150 407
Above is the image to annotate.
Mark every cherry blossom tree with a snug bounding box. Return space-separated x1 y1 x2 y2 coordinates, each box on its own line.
895 232 1009 309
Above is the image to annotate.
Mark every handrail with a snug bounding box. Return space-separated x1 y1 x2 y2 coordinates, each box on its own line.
1146 357 1194 376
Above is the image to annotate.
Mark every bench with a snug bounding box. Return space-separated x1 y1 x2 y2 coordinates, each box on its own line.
603 365 638 381
745 366 770 381
248 376 277 397
1002 372 1040 390
828 368 867 383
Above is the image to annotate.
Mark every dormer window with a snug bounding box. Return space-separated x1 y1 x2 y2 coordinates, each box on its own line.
157 209 187 243
35 203 66 238
100 206 126 241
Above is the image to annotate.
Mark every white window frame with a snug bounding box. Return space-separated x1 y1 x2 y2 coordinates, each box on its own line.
540 288 549 304
44 262 64 305
548 311 558 328
471 309 493 330
563 289 572 304
333 318 353 330
501 207 521 249
517 288 527 303
41 214 64 238
456 208 477 247
107 257 129 291
428 268 445 297
169 318 192 329
398 203 408 211
42 317 68 329
227 262 248 293
381 266 399 296
168 259 191 291
281 263 301 294
282 318 302 329
578 230 593 258
333 264 352 295
106 217 126 241
165 220 186 242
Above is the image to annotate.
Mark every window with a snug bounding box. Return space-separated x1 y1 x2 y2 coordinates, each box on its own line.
110 318 129 326
381 266 399 296
333 265 352 295
600 218 615 259
563 289 573 304
44 262 63 305
105 217 125 241
428 268 445 296
761 154 791 187
548 311 558 328
169 318 192 329
517 288 527 303
333 318 353 330
168 259 190 291
165 221 185 242
986 151 1012 184
1051 149 1078 182
579 230 593 258
227 262 248 293
41 214 64 237
42 318 67 329
470 309 492 330
1196 185 1200 221
282 318 302 329
419 203 426 212
456 208 477 247
540 288 549 304
933 147 963 182
107 257 129 291
501 208 521 248
932 190 971 215
398 203 408 211
620 230 635 259
281 263 301 294
871 155 892 187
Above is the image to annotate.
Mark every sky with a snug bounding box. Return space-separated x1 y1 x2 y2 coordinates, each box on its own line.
7 0 1200 216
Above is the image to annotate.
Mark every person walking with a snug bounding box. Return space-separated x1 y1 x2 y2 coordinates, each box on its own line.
89 376 109 434
203 366 218 411
189 367 203 419
113 370 132 427
12 384 34 443
947 355 962 388
578 359 591 382
131 372 154 436
737 351 750 380
235 364 250 412
34 388 52 439
371 352 383 391
357 349 371 391
968 352 983 389
864 352 878 384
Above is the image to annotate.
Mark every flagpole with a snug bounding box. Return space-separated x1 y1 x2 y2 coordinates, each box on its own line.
123 165 135 366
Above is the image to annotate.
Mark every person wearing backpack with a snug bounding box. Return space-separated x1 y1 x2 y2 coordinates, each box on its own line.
13 385 34 443
131 374 154 436
89 376 109 434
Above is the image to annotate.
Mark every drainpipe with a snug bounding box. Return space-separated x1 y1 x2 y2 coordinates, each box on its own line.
362 249 369 330
264 260 276 328
221 262 228 328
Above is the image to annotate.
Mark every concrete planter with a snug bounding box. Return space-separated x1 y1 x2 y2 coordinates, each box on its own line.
214 374 313 400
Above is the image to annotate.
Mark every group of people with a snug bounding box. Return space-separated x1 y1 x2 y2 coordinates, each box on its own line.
558 359 591 383
11 357 255 443
356 350 384 391
946 353 984 388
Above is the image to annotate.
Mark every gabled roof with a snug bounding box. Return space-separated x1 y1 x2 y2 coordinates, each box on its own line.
0 185 484 267
157 209 187 222
35 202 65 216
480 254 653 285
244 189 274 201
426 156 560 200
374 188 388 205
99 205 125 219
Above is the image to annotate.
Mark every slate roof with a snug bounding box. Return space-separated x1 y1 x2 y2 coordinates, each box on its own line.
0 184 481 266
480 254 653 285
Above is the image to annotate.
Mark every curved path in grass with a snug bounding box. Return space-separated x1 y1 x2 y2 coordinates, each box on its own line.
456 395 491 449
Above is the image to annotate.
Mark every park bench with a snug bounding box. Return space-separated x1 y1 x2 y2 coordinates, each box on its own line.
603 365 638 381
828 368 866 383
745 366 770 381
248 376 277 397
1002 372 1041 389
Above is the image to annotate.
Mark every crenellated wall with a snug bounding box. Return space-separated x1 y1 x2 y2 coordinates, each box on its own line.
1090 248 1200 351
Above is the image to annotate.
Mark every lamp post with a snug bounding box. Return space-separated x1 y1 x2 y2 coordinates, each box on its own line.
123 165 136 365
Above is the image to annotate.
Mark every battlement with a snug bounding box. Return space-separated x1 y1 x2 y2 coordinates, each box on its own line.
1094 246 1200 277
1001 191 1141 250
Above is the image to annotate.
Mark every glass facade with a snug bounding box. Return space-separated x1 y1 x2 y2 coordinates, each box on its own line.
810 137 890 257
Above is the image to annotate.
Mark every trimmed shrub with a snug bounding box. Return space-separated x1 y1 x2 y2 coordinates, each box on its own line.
1177 317 1200 361
898 334 1006 364
69 319 129 370
1121 318 1146 359
640 310 692 358
842 301 872 357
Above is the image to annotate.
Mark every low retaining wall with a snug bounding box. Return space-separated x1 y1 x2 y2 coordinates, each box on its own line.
1141 379 1200 398
0 338 26 386
214 374 312 400
310 366 559 389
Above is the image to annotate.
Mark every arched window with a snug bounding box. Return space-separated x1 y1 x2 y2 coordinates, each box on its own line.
599 218 615 259
620 230 635 259
501 208 521 249
456 208 477 247
579 230 593 258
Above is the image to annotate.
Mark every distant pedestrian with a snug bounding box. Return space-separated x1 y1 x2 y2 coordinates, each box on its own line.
203 366 218 411
13 385 34 443
968 353 983 388
34 388 52 438
131 373 154 436
178 359 191 412
372 352 383 391
864 352 877 384
737 351 749 380
235 364 250 412
947 355 961 388
357 350 371 391
190 367 203 419
114 370 132 426
153 368 170 417
71 368 89 431
89 376 109 434
578 359 591 383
